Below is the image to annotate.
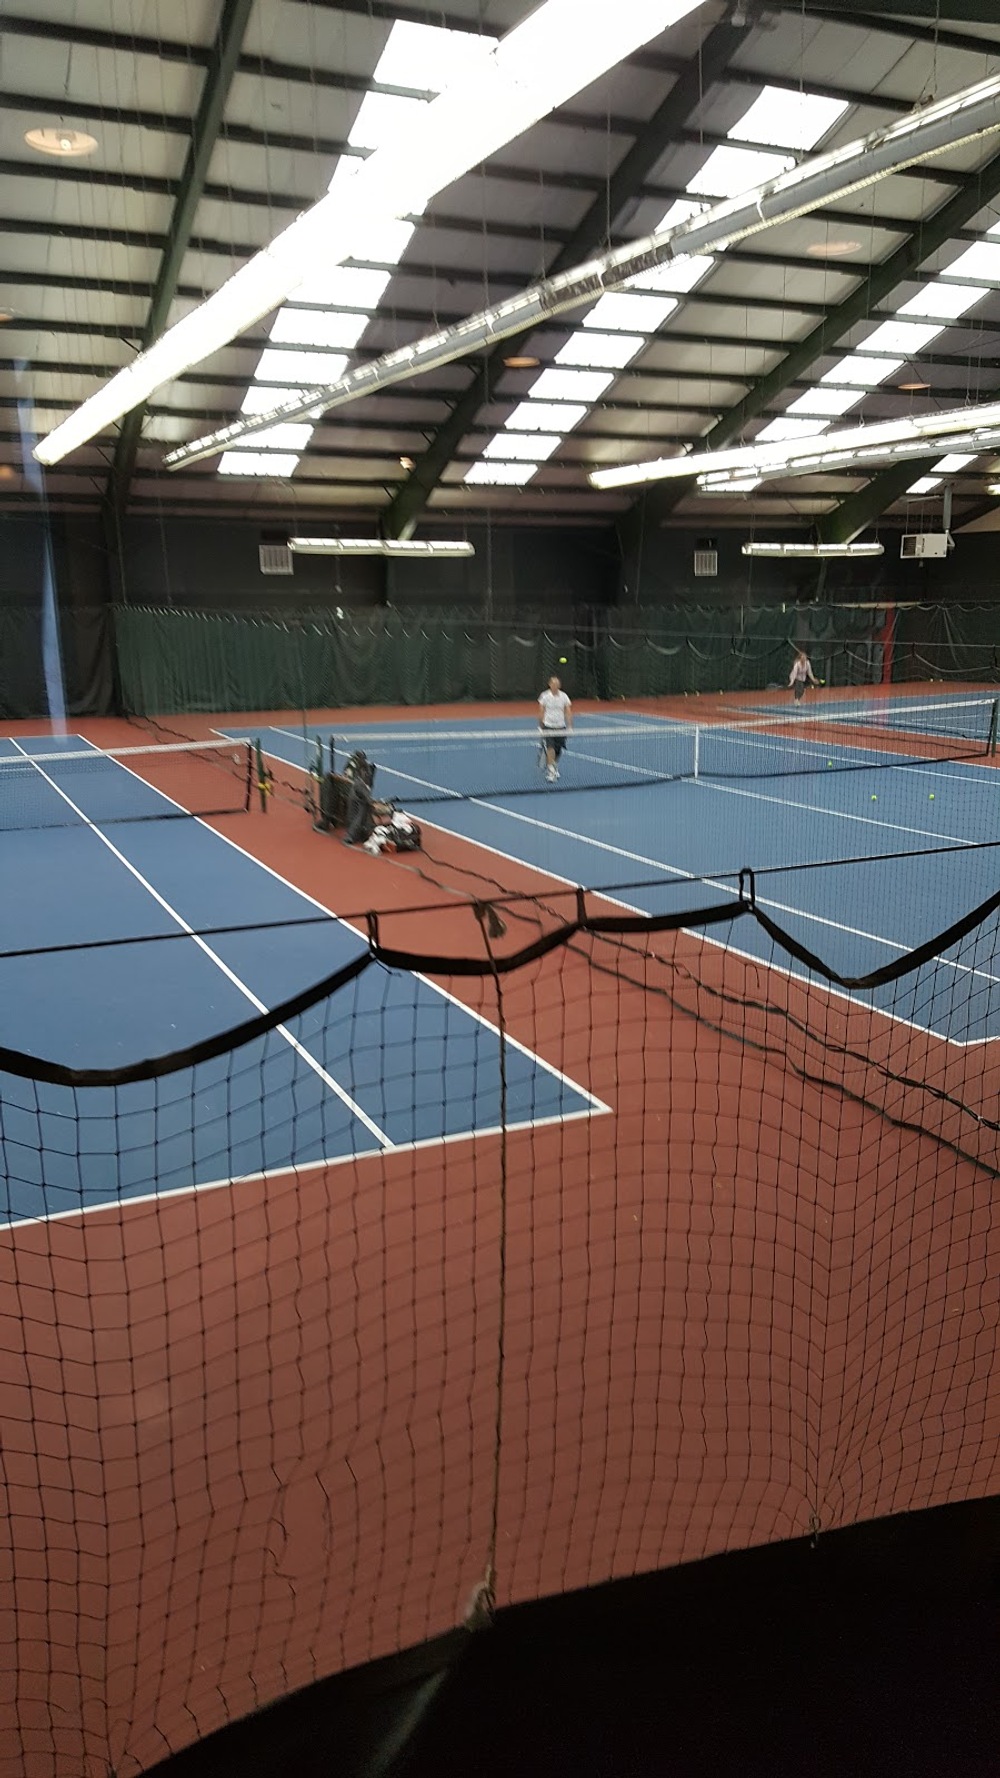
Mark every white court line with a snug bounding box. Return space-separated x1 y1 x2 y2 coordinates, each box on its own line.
0 1104 603 1233
8 740 393 1148
251 732 1000 1049
48 731 609 1116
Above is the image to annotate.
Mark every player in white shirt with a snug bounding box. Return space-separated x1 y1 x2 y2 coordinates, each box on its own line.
788 650 820 703
537 675 572 782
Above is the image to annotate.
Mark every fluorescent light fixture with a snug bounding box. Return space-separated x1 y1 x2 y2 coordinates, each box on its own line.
288 537 474 557
590 396 1000 490
164 69 1000 471
695 425 1000 491
38 0 705 465
742 540 884 558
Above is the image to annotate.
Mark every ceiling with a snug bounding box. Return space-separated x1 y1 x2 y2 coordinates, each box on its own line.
3 0 1000 540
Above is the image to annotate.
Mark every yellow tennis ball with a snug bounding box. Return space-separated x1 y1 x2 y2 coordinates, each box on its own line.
929 793 935 800
871 794 877 801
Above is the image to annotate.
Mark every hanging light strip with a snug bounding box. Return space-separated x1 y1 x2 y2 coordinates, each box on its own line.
288 537 474 558
742 541 884 558
160 69 1000 471
592 396 1000 491
35 0 706 468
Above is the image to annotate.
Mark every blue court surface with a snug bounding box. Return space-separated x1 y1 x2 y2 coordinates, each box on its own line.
237 703 1000 1049
0 735 603 1227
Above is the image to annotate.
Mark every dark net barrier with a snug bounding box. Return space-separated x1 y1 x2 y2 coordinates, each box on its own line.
1 875 1000 1775
113 603 897 715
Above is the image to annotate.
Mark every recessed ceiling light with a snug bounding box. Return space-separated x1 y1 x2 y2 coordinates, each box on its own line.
898 380 931 391
399 455 415 470
504 355 541 370
0 465 15 481
806 239 863 259
24 127 98 158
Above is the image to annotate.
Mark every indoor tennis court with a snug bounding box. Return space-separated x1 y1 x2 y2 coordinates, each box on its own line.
5 4 1000 1776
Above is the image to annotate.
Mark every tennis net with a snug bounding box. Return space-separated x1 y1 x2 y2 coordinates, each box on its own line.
324 697 998 805
0 738 254 832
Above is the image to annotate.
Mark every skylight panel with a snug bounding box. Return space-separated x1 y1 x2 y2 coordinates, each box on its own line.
897 283 984 322
728 87 848 152
482 432 561 461
255 348 349 385
372 19 496 90
821 355 902 388
784 386 862 419
293 267 393 310
630 257 714 295
219 452 300 477
271 309 371 351
240 385 306 413
530 368 617 403
861 319 943 357
347 91 426 154
934 452 975 472
464 461 538 486
755 416 830 443
906 475 941 494
940 240 1000 283
688 145 794 200
585 291 678 332
555 331 646 370
505 401 589 432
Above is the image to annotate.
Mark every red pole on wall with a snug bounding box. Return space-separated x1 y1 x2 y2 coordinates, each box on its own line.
879 604 897 686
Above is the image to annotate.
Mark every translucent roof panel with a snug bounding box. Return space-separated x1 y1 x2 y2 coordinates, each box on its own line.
271 309 371 351
530 368 618 404
688 145 794 201
481 432 561 462
728 87 848 152
463 461 538 486
555 331 647 370
585 291 678 333
255 348 349 385
219 452 300 477
505 402 590 432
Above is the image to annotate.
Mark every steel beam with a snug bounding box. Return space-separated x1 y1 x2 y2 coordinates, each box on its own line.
814 460 938 545
104 0 254 524
623 142 1000 545
381 17 746 540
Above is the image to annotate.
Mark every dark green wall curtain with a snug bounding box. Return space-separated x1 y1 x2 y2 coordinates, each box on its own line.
115 602 1000 719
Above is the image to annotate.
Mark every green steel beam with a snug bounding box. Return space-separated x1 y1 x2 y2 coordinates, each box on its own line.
815 460 938 546
381 16 747 540
622 142 1000 548
104 0 255 521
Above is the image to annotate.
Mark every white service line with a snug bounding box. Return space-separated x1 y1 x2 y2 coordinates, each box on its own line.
250 730 1000 1046
9 740 393 1148
77 732 609 1118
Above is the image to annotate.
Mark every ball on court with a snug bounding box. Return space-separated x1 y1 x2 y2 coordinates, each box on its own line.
871 794 877 801
929 793 935 800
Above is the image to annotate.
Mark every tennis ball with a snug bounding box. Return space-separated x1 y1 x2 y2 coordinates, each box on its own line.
929 792 935 800
559 655 567 664
871 794 877 801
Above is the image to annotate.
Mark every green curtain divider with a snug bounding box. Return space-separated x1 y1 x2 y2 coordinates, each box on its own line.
116 600 1000 720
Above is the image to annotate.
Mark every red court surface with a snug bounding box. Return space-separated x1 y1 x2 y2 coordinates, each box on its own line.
1 699 999 1776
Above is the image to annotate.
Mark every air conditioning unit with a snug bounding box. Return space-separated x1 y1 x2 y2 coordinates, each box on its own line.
900 532 950 560
694 537 718 577
259 541 293 575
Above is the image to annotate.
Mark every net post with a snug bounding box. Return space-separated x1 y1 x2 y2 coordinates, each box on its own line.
693 724 700 780
989 700 998 757
254 738 269 814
